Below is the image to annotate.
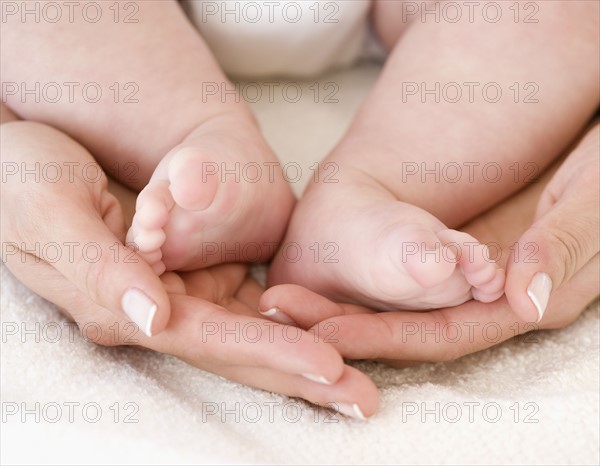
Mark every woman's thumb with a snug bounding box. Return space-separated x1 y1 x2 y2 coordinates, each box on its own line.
506 125 599 323
52 205 171 336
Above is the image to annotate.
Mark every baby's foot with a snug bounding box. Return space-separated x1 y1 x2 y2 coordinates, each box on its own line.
128 113 294 273
269 168 504 310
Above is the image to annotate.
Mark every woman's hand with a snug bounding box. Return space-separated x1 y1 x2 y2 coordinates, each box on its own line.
259 122 599 365
135 265 378 417
1 118 172 336
0 116 378 417
505 121 599 323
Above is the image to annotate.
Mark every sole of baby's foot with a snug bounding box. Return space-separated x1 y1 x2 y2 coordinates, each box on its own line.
268 170 504 311
127 113 295 272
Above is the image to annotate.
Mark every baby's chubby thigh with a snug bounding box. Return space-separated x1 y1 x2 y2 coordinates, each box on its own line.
182 0 372 78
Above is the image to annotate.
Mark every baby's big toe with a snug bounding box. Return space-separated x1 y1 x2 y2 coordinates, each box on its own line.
167 147 220 211
393 226 458 289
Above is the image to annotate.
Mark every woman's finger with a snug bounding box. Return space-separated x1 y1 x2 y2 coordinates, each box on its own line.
142 293 347 386
259 284 376 327
505 122 600 322
309 298 524 361
1 122 171 335
218 364 379 420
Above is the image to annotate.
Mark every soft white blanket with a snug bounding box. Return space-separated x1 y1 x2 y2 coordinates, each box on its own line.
2 63 599 465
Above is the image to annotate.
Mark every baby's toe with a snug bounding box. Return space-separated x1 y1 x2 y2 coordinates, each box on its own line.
471 268 506 303
167 147 219 211
127 180 175 273
394 226 457 289
438 229 506 303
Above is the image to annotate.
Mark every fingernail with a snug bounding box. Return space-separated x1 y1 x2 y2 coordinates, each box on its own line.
301 373 333 385
527 272 552 322
122 288 157 337
334 403 367 421
259 307 297 326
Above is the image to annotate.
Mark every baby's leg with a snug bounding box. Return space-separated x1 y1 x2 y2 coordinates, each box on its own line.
2 1 294 270
2 1 236 186
361 0 599 226
269 0 599 310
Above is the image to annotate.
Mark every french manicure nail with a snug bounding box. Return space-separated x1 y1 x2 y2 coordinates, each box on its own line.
259 307 297 326
259 307 277 317
301 373 333 385
527 272 552 322
122 288 157 337
334 403 367 421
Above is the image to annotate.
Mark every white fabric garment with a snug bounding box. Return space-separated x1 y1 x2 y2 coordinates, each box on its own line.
182 0 373 77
